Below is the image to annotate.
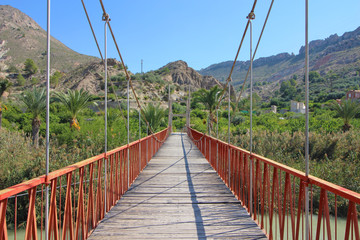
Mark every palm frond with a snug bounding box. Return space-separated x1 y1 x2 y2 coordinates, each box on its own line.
19 88 46 119
53 89 93 119
141 103 166 132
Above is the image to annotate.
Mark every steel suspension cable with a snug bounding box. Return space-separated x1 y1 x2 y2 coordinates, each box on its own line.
99 0 169 143
215 0 258 110
81 0 103 60
305 0 310 238
235 0 274 105
45 1 50 239
81 0 130 131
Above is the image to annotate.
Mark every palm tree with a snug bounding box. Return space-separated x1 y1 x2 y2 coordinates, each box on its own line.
192 86 222 133
331 99 360 132
0 79 11 129
19 88 46 148
141 103 166 134
53 89 94 130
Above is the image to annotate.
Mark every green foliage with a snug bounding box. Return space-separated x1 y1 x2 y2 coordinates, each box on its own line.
20 88 47 120
192 86 222 133
50 71 62 88
141 103 166 133
331 100 360 131
231 128 360 216
155 67 170 75
309 71 321 83
24 58 38 75
30 77 39 85
0 78 12 96
0 129 44 190
238 93 261 111
17 74 26 86
280 79 297 100
231 112 245 125
190 108 206 119
192 86 221 113
7 65 18 73
111 73 126 82
19 88 47 147
138 72 164 84
53 89 95 129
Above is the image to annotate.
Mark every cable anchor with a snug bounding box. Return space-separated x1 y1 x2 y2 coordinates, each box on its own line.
102 13 110 22
247 11 255 20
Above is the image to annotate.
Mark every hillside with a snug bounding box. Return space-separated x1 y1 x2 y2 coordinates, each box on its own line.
199 27 360 99
158 60 235 96
0 5 230 99
103 60 235 102
0 5 98 73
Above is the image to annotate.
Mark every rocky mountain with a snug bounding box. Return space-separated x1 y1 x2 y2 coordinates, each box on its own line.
61 58 128 94
160 60 235 96
0 5 98 73
0 6 231 98
199 27 360 98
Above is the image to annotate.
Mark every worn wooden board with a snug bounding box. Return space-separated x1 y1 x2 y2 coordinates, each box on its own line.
89 133 267 239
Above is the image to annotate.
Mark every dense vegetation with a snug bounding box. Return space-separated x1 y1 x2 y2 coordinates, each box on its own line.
0 92 168 190
1 65 360 218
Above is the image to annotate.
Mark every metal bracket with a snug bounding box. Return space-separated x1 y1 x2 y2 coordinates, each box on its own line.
247 11 255 20
102 13 110 22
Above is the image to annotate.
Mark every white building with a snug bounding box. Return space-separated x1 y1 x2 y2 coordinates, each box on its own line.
290 100 305 114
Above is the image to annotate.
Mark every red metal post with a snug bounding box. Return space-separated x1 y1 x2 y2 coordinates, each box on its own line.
48 179 59 240
0 199 8 240
25 187 38 240
75 168 86 240
62 173 74 240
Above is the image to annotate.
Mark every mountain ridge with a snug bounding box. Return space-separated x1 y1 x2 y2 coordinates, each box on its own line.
0 5 98 73
198 26 360 99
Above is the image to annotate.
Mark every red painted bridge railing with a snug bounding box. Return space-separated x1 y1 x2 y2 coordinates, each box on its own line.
188 127 360 240
0 127 169 240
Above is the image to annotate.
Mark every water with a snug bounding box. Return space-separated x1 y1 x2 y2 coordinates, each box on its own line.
257 213 348 240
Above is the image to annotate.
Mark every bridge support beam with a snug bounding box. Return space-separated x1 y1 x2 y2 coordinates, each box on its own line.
168 85 172 133
186 82 190 128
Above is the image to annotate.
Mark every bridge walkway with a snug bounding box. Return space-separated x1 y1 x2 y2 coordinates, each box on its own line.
88 133 267 239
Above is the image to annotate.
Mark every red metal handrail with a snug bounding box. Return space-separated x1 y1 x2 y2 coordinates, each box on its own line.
0 127 169 240
188 127 360 240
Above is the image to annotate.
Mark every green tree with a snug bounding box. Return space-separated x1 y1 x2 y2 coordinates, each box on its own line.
0 79 12 129
280 80 297 100
325 71 338 93
19 88 47 147
53 89 94 130
50 71 62 88
24 58 38 75
309 71 321 83
141 103 166 133
192 86 222 133
17 74 26 86
331 100 360 132
237 93 261 111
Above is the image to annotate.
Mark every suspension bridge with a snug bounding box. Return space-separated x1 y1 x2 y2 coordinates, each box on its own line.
1 0 360 239
1 126 360 239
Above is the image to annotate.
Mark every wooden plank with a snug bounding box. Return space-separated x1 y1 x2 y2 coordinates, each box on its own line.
89 133 267 239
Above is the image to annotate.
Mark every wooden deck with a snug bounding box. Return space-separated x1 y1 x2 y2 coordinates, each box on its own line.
89 133 267 239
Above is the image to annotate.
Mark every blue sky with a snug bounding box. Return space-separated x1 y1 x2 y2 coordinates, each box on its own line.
2 0 360 73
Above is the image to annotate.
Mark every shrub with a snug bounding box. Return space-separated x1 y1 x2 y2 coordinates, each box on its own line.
17 74 26 86
50 71 62 88
24 59 38 75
